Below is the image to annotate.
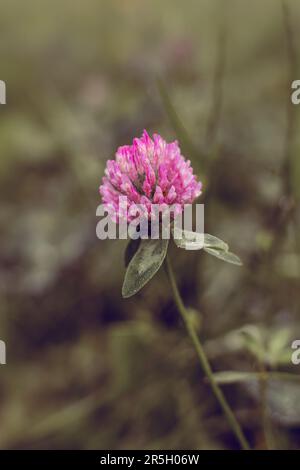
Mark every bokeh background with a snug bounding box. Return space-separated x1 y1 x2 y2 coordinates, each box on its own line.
1 0 300 450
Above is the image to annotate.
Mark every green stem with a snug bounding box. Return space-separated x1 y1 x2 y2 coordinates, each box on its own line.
164 254 250 450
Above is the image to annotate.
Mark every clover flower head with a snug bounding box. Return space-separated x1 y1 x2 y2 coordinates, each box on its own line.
99 130 202 222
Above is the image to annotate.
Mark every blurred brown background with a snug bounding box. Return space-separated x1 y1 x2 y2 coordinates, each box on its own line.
1 0 300 450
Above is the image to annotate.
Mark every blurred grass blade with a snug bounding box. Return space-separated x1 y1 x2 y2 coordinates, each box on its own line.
157 78 201 172
211 371 300 384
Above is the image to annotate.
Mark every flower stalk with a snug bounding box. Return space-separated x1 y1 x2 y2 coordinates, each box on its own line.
164 254 250 450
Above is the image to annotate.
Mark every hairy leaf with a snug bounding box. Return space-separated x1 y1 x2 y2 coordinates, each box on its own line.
203 247 242 266
122 239 169 298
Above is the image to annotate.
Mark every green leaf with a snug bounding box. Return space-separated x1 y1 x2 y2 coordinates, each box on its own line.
122 239 169 298
124 238 141 268
173 228 229 251
203 247 242 266
238 325 265 361
172 227 204 250
172 228 242 265
203 233 229 251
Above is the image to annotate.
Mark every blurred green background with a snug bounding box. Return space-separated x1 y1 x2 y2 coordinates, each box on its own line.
1 0 300 450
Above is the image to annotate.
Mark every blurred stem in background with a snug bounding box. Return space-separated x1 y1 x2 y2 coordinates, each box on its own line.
157 4 228 310
164 254 250 450
257 359 274 450
157 77 201 175
281 0 300 282
204 1 227 158
281 0 297 199
266 0 298 261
